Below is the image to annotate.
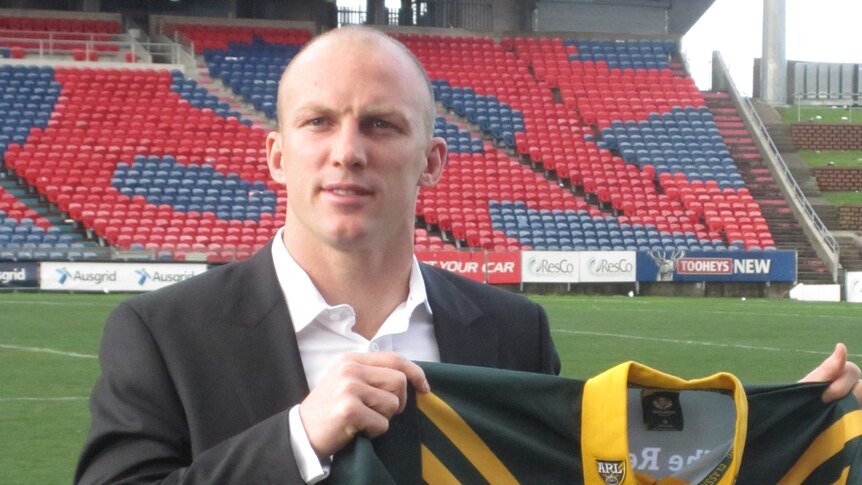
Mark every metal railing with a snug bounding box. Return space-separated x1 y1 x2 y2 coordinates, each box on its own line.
339 0 492 31
387 8 401 26
0 34 195 72
415 0 492 31
713 52 840 281
0 245 250 264
1 35 128 59
0 28 116 43
0 246 114 262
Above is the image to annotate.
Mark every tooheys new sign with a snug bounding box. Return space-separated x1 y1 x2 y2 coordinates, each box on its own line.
416 251 520 284
635 250 797 283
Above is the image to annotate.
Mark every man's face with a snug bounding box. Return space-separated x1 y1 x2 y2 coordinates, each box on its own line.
267 35 445 253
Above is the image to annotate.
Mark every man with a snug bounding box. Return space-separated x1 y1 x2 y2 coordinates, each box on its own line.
75 27 558 484
76 26 860 484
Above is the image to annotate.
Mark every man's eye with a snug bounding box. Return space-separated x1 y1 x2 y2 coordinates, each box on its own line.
308 118 326 126
372 119 394 129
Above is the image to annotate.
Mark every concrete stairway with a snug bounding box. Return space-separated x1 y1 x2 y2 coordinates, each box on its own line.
193 59 277 132
0 175 94 248
702 91 833 284
753 101 862 274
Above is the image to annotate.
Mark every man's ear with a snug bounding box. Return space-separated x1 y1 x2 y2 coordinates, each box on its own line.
266 131 286 184
418 137 448 188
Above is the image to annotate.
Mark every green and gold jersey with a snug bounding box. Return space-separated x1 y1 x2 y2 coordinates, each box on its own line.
328 361 862 485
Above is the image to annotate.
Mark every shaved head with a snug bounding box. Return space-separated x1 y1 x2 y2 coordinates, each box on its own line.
277 26 436 137
264 23 448 271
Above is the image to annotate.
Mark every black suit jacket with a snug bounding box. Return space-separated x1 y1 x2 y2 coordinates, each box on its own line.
75 242 560 484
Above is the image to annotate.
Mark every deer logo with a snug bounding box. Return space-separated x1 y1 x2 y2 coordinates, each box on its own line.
646 249 685 281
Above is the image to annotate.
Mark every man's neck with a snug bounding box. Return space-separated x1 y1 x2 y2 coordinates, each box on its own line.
284 233 415 340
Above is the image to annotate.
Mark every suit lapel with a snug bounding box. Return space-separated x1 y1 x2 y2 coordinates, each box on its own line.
220 243 310 405
210 252 500 410
421 264 500 368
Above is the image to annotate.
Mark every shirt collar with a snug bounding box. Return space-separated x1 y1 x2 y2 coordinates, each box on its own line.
270 228 432 335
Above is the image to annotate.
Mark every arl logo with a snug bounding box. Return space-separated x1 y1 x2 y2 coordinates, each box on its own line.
596 459 626 485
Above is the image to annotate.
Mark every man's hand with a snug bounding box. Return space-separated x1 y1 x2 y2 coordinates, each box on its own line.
298 352 430 457
800 343 862 405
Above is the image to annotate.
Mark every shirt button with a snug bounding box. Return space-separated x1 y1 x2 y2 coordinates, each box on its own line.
370 342 379 351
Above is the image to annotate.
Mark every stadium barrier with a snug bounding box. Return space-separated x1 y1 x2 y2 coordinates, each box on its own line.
38 261 207 292
520 251 637 284
0 250 801 292
416 250 520 284
0 261 37 288
635 250 797 283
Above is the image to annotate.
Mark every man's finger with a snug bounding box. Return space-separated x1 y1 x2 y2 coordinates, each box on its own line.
853 380 862 407
820 360 861 403
801 343 846 383
350 352 430 393
358 382 403 419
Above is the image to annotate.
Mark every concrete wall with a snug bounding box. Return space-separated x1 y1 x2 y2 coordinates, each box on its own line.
791 124 862 150
0 7 120 21
534 1 667 35
150 13 318 38
814 168 862 192
837 206 862 231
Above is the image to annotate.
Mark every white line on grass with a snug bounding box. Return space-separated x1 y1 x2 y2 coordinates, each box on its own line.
0 343 97 359
552 329 862 358
0 396 88 402
0 299 117 307
582 305 861 321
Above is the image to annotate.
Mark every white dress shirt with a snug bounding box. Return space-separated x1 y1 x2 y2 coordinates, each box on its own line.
270 229 440 483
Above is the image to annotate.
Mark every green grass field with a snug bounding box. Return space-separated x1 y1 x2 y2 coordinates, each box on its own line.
823 191 862 206
776 105 862 124
796 149 862 168
2 292 861 484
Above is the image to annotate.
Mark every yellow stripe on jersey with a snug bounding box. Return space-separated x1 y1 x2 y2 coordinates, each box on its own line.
421 444 460 485
417 391 520 485
832 465 849 485
777 409 862 485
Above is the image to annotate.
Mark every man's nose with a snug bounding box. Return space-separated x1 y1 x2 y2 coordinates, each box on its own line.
330 123 367 169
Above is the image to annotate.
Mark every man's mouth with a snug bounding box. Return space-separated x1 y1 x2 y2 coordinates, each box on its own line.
322 183 373 197
329 187 370 196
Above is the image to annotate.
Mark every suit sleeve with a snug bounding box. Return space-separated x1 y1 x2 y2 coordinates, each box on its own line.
535 302 562 376
74 302 306 484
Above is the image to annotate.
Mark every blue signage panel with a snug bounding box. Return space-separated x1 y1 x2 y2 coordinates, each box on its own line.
0 262 39 288
636 250 797 283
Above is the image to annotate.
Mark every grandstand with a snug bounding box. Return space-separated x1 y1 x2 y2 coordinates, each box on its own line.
0 1 856 295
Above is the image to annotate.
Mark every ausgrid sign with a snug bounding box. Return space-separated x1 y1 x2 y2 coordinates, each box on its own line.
40 262 207 292
0 262 38 288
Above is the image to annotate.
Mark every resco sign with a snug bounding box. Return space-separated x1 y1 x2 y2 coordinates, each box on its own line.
40 262 208 292
521 251 579 283
580 251 636 282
